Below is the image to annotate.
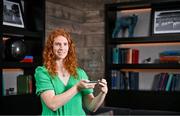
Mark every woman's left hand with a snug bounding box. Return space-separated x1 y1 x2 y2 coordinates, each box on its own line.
97 79 108 94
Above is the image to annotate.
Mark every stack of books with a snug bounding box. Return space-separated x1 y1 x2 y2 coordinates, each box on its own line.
159 50 180 63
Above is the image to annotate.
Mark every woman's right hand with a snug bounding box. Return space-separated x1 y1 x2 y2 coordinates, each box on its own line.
76 80 96 91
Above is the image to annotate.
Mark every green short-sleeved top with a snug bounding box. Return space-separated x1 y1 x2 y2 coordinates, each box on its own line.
34 66 93 116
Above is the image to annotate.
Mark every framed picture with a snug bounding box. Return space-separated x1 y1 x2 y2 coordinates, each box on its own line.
152 9 180 34
3 0 24 28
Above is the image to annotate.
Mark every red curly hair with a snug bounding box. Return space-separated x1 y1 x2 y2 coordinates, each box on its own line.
43 28 78 78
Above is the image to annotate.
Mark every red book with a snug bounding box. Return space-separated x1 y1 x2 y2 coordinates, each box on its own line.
132 49 139 64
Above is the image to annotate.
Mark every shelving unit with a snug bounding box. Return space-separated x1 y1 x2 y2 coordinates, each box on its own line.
0 0 45 114
105 0 180 112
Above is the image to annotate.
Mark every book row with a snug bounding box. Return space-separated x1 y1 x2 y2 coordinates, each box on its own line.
152 73 180 91
112 48 139 64
112 47 180 64
111 70 180 91
111 70 139 90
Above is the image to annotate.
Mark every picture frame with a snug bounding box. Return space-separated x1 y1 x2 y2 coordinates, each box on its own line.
3 0 24 28
152 9 180 34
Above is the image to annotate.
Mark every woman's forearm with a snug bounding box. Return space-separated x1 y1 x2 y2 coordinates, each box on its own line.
86 79 108 112
41 85 79 111
87 92 106 112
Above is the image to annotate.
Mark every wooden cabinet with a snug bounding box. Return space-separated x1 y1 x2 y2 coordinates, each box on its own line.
105 0 180 112
0 0 45 114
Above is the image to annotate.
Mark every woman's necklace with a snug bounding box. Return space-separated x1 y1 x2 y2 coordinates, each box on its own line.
62 72 65 77
61 67 66 77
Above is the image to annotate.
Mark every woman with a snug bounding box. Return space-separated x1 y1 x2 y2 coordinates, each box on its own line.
34 28 108 115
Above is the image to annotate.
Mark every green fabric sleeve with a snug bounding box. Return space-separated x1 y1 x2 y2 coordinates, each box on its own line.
34 66 54 96
78 68 93 95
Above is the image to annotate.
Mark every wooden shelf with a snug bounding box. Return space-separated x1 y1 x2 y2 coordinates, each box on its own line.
106 90 180 112
2 25 43 38
0 62 41 68
0 94 41 114
110 35 180 44
110 64 180 69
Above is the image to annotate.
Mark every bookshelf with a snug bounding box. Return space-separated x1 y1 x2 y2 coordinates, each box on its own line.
0 0 45 114
105 0 180 112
